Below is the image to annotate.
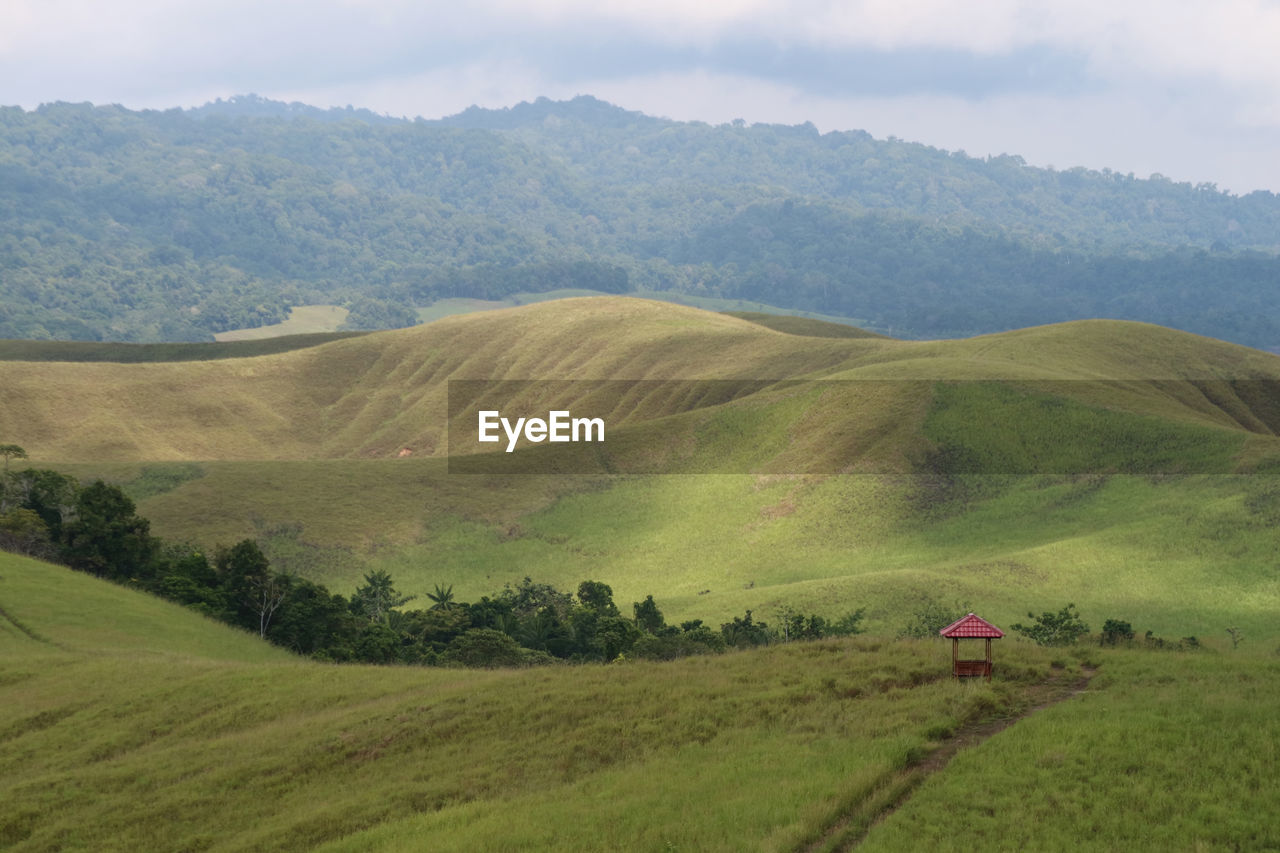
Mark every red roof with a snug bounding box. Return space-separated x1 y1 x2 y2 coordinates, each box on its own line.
939 613 1005 638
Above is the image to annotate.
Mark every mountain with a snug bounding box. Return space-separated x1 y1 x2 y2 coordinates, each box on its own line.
3 97 1280 346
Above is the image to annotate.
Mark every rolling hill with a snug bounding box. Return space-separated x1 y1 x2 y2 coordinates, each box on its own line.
6 297 1280 850
4 296 1280 643
5 296 1280 462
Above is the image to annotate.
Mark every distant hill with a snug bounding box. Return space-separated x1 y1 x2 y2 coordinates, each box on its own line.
6 297 1279 464
4 97 1280 346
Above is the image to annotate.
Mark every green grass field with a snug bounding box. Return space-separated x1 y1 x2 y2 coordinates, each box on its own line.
3 550 1274 851
6 298 1280 849
860 647 1280 851
1 550 1083 852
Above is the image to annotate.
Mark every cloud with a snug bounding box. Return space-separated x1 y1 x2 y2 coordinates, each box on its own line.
3 0 1279 190
578 68 1280 193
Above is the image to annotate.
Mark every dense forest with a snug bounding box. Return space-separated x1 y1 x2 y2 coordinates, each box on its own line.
3 94 1280 345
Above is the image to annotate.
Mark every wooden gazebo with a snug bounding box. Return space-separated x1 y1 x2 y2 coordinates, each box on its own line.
939 613 1004 681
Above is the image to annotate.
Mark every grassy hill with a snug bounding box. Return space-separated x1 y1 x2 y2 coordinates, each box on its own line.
0 549 1087 852
5 297 1280 462
0 549 290 662
3 554 1276 852
5 296 1280 642
6 298 1280 849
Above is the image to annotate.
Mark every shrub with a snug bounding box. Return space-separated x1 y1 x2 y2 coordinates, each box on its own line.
442 628 530 668
1100 618 1135 646
1011 603 1090 646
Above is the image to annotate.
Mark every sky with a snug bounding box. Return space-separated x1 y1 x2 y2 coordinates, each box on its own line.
4 0 1280 193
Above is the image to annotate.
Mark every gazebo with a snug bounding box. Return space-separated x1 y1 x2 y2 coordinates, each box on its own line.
939 613 1004 681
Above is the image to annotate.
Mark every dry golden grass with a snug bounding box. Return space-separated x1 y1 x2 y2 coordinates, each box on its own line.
7 298 1280 466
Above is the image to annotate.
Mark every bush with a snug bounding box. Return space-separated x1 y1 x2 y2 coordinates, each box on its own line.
1011 603 1090 646
631 629 724 661
1100 618 1135 646
442 628 531 668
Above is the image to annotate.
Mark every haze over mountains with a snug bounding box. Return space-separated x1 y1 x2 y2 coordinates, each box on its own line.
3 95 1280 346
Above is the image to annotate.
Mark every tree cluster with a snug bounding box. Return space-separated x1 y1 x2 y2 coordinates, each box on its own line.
0 463 864 667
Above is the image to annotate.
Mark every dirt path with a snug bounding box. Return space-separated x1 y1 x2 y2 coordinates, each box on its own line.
799 666 1097 853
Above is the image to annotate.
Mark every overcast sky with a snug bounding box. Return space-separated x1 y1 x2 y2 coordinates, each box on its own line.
5 0 1280 193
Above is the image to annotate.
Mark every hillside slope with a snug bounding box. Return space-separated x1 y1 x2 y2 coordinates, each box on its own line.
0 550 290 662
0 550 1084 852
5 297 1280 465
8 299 1280 642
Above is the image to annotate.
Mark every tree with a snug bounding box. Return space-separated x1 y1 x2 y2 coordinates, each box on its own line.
153 545 224 612
443 628 530 668
577 580 619 616
633 595 666 634
1011 603 1090 646
401 607 470 652
355 622 404 664
721 610 771 647
1 468 78 539
586 615 639 660
499 577 573 620
425 583 456 611
351 569 415 624
216 539 273 629
269 577 358 658
0 444 27 476
0 508 53 557
247 571 290 640
517 608 574 657
61 480 157 581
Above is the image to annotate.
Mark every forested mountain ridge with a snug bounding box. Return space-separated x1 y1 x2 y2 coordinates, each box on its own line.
3 95 1280 345
431 95 1280 250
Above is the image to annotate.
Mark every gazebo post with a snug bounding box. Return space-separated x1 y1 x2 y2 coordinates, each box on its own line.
985 637 992 681
951 637 958 679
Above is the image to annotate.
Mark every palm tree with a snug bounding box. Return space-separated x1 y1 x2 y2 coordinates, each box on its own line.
426 583 456 611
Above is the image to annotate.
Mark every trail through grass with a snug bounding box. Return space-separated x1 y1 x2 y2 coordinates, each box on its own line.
859 647 1280 851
